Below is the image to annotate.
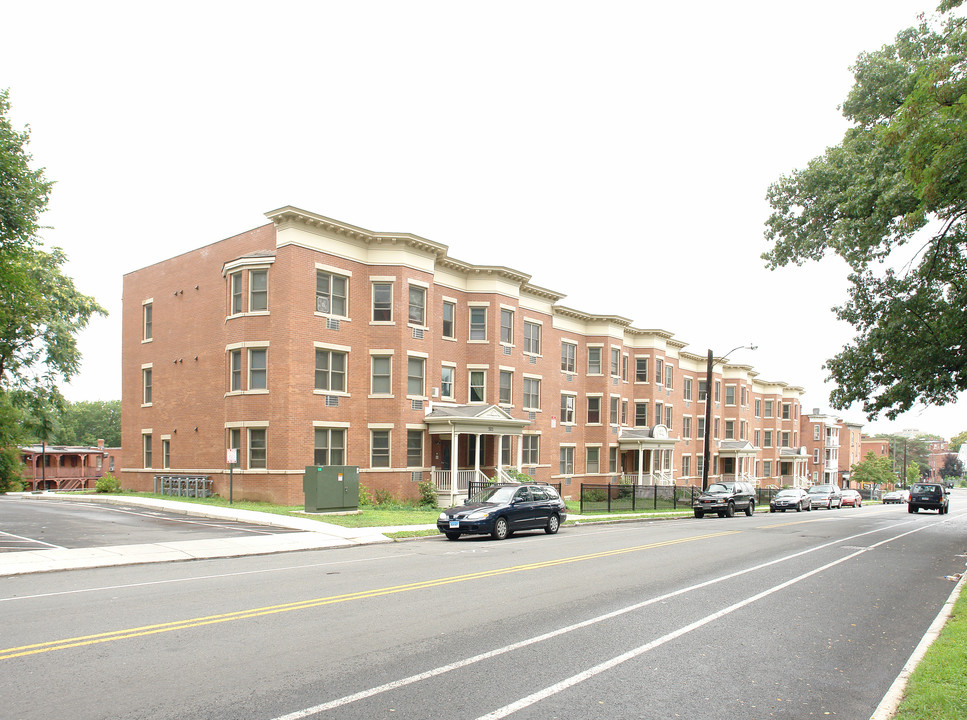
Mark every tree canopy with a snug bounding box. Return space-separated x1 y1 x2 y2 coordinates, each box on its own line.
763 2 967 420
0 90 105 402
850 451 898 487
950 429 967 451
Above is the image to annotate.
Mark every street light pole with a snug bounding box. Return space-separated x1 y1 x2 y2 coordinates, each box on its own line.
701 344 756 491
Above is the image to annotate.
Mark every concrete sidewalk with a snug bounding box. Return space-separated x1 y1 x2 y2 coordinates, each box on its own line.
0 493 437 577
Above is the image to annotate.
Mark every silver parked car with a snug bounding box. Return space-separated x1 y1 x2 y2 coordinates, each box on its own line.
807 483 843 510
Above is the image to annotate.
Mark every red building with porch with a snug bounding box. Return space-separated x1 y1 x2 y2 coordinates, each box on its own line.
20 440 120 491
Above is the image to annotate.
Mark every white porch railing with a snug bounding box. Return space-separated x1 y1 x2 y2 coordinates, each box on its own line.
430 468 491 494
492 467 518 483
618 471 676 486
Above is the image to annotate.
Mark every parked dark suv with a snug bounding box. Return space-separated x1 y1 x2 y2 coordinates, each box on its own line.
693 481 756 518
908 483 949 514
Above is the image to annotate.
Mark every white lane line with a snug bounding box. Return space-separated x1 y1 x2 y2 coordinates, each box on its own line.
0 553 413 603
475 522 936 720
0 531 64 549
268 517 938 720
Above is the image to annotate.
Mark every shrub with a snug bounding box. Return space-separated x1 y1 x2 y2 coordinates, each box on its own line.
95 473 121 493
373 488 393 506
584 488 607 503
418 479 438 508
358 483 373 506
0 446 24 494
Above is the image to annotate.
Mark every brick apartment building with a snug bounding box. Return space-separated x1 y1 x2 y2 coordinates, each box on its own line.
122 207 834 505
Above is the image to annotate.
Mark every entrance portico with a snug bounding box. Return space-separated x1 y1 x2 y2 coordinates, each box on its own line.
618 424 678 485
424 404 531 505
716 440 758 485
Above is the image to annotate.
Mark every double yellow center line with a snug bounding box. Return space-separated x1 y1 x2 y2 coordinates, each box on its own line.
1 529 740 661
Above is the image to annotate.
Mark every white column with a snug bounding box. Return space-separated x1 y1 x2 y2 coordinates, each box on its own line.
497 435 503 475
450 427 458 506
516 435 523 473
474 434 481 479
637 447 644 485
649 448 656 484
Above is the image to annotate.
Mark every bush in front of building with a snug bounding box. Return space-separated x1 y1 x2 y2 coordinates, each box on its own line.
359 484 374 506
95 473 121 493
418 479 437 508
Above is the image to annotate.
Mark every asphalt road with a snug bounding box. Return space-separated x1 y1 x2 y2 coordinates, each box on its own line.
0 496 301 552
2 500 965 720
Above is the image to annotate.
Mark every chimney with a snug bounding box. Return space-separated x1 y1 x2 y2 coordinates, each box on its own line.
97 439 105 449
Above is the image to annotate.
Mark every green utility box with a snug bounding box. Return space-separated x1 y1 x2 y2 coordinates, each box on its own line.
303 465 359 512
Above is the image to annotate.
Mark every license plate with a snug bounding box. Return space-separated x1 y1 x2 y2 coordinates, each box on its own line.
449 520 460 529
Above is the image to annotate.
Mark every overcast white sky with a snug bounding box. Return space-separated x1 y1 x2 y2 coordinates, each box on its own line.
2 1 963 439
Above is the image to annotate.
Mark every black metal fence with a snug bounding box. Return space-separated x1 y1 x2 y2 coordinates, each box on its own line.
467 480 563 500
579 484 702 514
154 475 213 498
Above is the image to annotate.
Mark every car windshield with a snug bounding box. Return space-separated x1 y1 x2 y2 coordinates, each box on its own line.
706 483 734 494
808 485 832 494
468 486 518 504
776 490 799 498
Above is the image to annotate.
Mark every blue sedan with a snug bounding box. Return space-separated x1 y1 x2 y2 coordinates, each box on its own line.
437 483 567 540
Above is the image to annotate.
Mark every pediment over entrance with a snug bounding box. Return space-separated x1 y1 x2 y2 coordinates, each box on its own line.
618 424 677 449
423 404 530 435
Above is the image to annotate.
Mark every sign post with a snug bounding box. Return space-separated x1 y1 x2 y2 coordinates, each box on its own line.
227 448 238 504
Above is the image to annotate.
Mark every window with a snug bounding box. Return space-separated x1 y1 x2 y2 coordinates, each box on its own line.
755 399 761 417
635 357 649 382
371 356 392 395
442 301 455 338
683 377 692 401
561 342 576 373
469 370 485 402
586 447 600 474
814 424 821 440
162 439 170 469
249 428 266 469
725 386 736 405
315 350 346 392
682 455 691 476
741 387 748 406
470 307 487 340
698 416 706 439
764 400 774 418
782 403 791 420
622 355 628 382
813 449 820 464
524 321 541 354
588 347 602 374
610 447 619 473
621 400 628 425
143 434 152 468
764 430 773 448
665 405 673 429
683 416 692 439
635 402 648 427
230 350 242 392
316 271 346 316
665 365 673 390
249 348 267 390
371 430 390 468
655 402 663 428
250 270 268 312
782 431 790 448
561 394 575 424
500 436 512 466
441 366 454 400
522 435 539 465
699 380 708 401
587 396 601 424
714 381 721 402
740 421 747 440
610 397 619 425
523 378 540 410
559 446 574 475
229 428 241 463
407 430 423 468
407 357 425 397
725 420 735 439
143 302 153 340
754 429 760 446
408 285 426 326
499 370 512 405
697 454 704 477
230 272 242 314
764 460 773 477
314 428 345 465
142 368 152 405
373 283 392 322
500 308 514 344
611 348 620 377
655 358 664 384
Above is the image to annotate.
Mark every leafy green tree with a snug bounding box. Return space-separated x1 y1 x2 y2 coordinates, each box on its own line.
950 430 967 452
0 391 24 493
0 90 106 415
850 451 898 488
763 3 967 419
54 400 121 447
906 464 923 485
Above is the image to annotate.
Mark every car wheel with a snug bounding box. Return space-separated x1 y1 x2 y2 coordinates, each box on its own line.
491 517 510 540
908 505 915 513
770 508 775 513
445 532 461 541
857 501 862 507
795 503 801 512
725 502 735 518
745 502 754 517
694 510 705 519
545 513 560 534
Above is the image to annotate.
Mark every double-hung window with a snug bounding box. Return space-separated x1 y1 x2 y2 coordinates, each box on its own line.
441 365 455 400
372 283 392 322
559 447 574 475
523 321 541 354
588 347 602 375
407 357 425 397
143 301 153 340
635 402 648 427
523 378 540 410
230 272 242 314
500 309 514 344
142 367 152 405
522 435 539 465
442 301 455 338
586 447 600 474
315 349 346 392
408 285 426 326
249 428 266 469
635 357 648 382
314 428 345 465
407 430 423 468
499 370 513 405
561 342 576 373
587 396 601 424
470 307 487 340
371 430 390 468
683 377 692 401
469 370 486 402
250 270 268 312
371 356 392 395
249 348 267 390
610 348 620 377
316 271 347 316
726 386 736 405
561 394 575 424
